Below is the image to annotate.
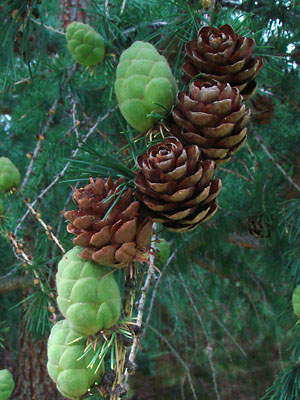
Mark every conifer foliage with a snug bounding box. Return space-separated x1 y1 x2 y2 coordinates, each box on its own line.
0 1 300 400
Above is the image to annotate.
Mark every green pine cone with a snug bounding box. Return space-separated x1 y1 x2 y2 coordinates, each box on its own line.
0 369 15 400
157 239 170 263
0 157 20 193
56 247 121 336
115 41 177 132
47 320 104 399
66 22 105 67
292 285 300 318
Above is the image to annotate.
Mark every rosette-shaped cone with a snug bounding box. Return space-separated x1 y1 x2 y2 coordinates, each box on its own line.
115 41 177 132
251 94 274 125
0 157 20 193
172 80 250 164
183 24 263 100
66 22 105 67
292 286 300 318
64 177 152 267
56 247 121 336
135 137 222 232
0 370 15 400
47 320 104 399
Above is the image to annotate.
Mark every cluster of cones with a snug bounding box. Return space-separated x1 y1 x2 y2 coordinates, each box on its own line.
64 24 264 267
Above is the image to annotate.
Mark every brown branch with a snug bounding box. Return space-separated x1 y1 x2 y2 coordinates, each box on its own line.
0 276 30 293
228 233 261 249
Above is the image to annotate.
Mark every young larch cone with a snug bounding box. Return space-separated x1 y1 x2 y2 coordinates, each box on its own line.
135 137 222 232
172 80 250 164
64 177 152 267
182 24 263 100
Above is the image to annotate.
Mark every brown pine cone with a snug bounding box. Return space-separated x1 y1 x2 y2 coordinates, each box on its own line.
135 137 222 232
251 94 274 125
64 177 152 267
172 79 250 164
183 24 264 100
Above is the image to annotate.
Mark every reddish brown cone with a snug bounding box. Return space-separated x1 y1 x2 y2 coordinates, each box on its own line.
135 137 222 232
172 79 250 164
251 94 274 125
64 177 152 267
182 24 263 100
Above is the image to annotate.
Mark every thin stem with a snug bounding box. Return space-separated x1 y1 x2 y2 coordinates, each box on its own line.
20 64 77 190
178 270 221 400
17 190 65 253
126 224 157 369
149 325 198 400
254 135 300 195
110 268 137 400
14 110 112 236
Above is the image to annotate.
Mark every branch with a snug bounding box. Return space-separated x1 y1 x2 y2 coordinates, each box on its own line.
20 64 77 190
15 110 112 236
127 245 178 367
18 190 65 253
126 224 157 370
111 267 138 400
148 325 197 400
0 276 30 293
178 270 221 400
29 18 65 35
191 265 247 357
219 166 251 182
254 135 300 195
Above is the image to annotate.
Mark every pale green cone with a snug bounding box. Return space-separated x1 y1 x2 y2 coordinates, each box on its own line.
292 285 300 318
115 41 177 132
0 157 20 193
66 22 105 67
0 369 15 400
56 247 121 336
47 319 104 399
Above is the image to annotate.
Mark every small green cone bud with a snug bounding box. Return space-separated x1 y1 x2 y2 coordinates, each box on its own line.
115 41 177 132
0 369 15 400
0 157 20 193
157 239 170 263
66 22 105 67
47 320 104 399
292 285 300 318
56 247 121 336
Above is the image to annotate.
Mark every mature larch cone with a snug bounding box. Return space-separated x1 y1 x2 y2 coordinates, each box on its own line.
135 137 222 232
251 94 274 125
183 24 264 100
64 177 152 267
172 79 250 164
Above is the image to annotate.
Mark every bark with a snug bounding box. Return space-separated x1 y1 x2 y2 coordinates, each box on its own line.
12 293 63 400
60 0 88 29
